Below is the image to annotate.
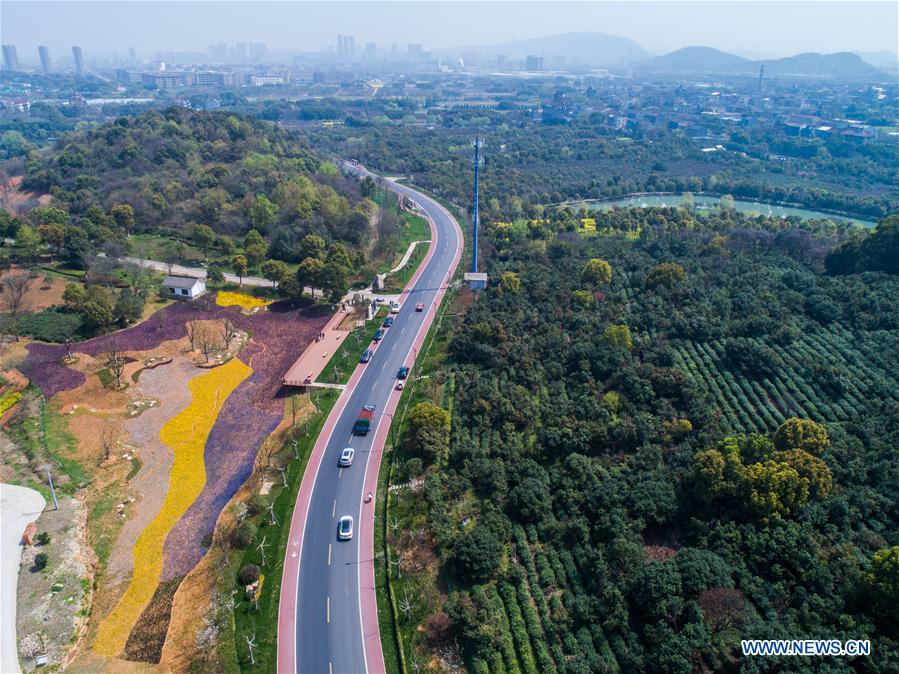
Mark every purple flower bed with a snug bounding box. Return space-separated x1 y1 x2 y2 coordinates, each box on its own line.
159 302 329 578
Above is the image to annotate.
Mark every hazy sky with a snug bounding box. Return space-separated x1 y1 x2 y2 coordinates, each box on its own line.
3 1 897 61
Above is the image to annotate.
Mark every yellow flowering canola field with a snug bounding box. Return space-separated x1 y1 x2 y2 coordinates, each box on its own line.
215 291 271 309
93 358 252 656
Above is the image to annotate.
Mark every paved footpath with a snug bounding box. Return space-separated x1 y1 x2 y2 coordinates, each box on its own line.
1 483 47 674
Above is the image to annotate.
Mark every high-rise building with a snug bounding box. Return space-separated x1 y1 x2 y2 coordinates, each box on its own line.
407 43 423 61
128 47 137 63
249 42 267 63
72 45 84 76
2 44 19 71
337 35 355 61
207 43 228 63
232 42 248 63
525 54 543 71
38 45 51 73
365 42 377 61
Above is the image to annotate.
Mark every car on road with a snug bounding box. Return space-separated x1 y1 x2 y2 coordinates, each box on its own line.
373 328 385 341
338 447 354 467
383 317 394 328
360 348 372 363
338 516 354 541
395 381 405 391
415 303 425 312
397 367 409 379
390 301 401 313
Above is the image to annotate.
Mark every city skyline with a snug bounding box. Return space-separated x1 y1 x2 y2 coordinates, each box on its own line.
2 1 897 62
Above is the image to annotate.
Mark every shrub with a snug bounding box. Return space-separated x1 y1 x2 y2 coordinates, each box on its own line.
232 521 258 549
246 494 270 517
452 524 503 583
36 531 51 546
237 563 261 586
33 552 48 570
773 418 829 456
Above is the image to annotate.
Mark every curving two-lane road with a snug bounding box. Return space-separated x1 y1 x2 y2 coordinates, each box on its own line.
278 168 463 673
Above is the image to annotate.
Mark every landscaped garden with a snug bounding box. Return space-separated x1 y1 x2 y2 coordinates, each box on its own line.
16 291 331 664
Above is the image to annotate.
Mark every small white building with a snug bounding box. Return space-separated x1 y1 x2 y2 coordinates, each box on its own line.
162 275 206 300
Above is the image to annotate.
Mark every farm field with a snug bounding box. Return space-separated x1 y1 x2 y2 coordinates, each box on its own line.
672 327 899 433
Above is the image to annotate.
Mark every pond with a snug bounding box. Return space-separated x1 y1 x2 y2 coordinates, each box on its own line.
584 194 878 228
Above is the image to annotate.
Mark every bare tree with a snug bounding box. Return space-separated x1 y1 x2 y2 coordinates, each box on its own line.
186 320 199 350
1 274 31 339
105 338 126 389
221 318 238 349
100 422 120 462
290 394 300 426
198 324 220 363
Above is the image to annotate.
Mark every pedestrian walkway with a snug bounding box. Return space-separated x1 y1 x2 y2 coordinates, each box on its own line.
282 308 355 387
1 483 46 674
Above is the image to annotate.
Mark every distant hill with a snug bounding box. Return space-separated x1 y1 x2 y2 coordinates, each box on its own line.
638 46 751 74
446 32 651 67
762 52 886 79
640 47 887 80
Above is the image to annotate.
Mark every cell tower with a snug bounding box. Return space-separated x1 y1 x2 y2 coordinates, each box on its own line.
464 137 488 289
758 64 765 91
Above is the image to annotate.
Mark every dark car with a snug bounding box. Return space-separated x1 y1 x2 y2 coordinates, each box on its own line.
360 348 372 363
397 367 409 380
383 317 394 328
373 328 385 341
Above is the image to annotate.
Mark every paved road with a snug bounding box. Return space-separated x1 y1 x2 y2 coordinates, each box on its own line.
1 484 47 674
278 167 463 673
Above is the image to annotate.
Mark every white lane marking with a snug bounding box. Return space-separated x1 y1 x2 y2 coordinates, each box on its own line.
332 499 336 518
338 467 344 478
327 596 330 624
328 544 332 566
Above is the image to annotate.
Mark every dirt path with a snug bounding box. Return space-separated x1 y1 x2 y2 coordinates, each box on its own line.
107 359 203 581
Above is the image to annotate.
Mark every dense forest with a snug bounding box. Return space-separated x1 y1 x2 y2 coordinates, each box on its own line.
16 107 375 247
307 105 899 220
393 209 898 673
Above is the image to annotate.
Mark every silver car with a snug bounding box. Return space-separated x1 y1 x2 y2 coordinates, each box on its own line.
339 447 355 467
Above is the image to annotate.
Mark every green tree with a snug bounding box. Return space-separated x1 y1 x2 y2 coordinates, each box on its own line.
296 256 324 296
245 242 267 268
192 224 216 259
243 228 265 250
248 194 278 234
582 258 612 285
15 223 41 263
405 402 450 461
326 242 353 270
81 300 114 334
773 418 829 456
110 204 135 234
739 459 808 521
865 546 899 610
62 283 87 308
207 265 225 286
114 289 145 325
646 262 687 289
299 235 326 261
774 449 832 498
499 271 521 294
231 255 248 286
602 324 633 350
451 525 503 583
260 259 289 289
320 262 349 303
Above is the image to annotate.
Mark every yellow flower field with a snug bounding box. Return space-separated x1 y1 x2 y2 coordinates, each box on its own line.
93 358 252 656
216 291 271 309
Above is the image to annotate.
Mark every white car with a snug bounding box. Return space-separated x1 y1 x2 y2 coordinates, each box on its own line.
395 380 405 391
338 516 354 541
338 447 354 467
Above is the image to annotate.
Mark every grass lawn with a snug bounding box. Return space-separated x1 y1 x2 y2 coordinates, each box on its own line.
319 307 390 385
231 387 340 672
